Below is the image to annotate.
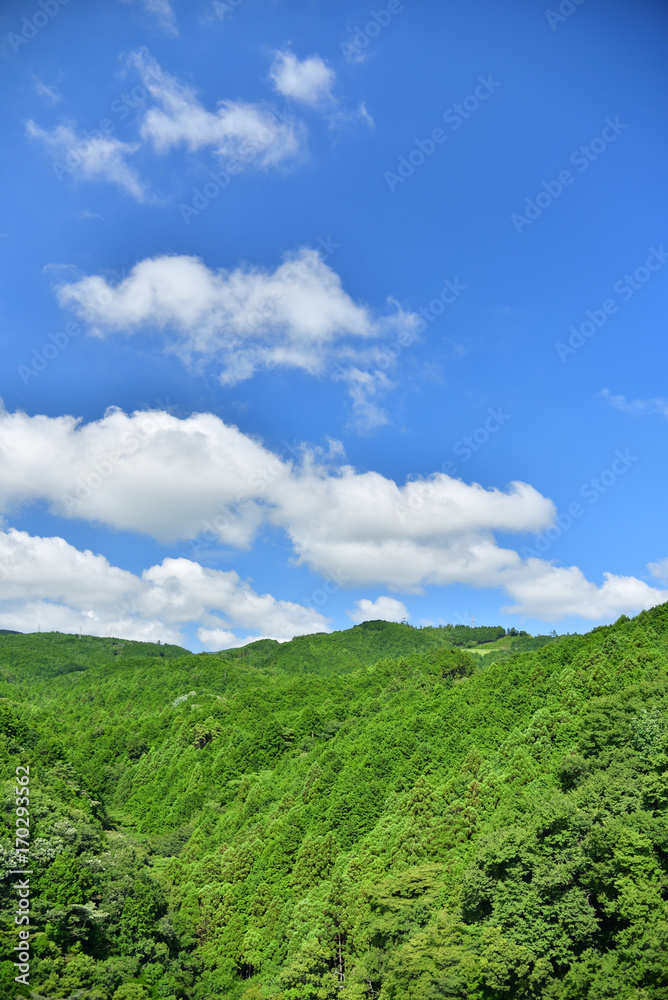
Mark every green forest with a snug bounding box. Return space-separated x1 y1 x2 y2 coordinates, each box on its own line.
1 608 667 999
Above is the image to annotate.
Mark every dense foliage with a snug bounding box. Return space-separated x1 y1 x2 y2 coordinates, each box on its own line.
0 608 667 999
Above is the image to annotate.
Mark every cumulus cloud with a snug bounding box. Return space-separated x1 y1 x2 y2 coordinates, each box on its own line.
0 406 278 546
198 628 266 651
0 529 138 610
26 121 144 200
266 453 556 591
1 405 665 624
0 600 181 645
0 529 328 647
57 250 378 356
500 559 668 621
269 50 335 107
55 248 419 416
0 407 555 583
348 596 408 623
129 50 304 169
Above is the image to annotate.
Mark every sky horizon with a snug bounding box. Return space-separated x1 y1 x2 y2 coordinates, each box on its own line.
1 0 667 652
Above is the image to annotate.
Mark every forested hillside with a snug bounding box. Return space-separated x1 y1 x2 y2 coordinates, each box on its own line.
1 609 667 999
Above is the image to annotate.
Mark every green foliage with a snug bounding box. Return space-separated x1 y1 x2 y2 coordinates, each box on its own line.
38 854 98 908
0 607 667 998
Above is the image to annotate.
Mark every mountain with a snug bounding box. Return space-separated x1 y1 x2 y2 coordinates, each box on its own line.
1 609 667 999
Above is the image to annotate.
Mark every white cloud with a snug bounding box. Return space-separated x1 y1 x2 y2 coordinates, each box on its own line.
0 407 553 593
33 78 61 105
273 466 553 591
0 600 181 646
648 557 668 584
269 50 335 108
1 405 665 624
26 49 306 201
122 0 178 34
600 388 668 417
0 529 138 609
56 249 419 418
137 557 327 639
57 250 376 352
0 529 328 646
348 596 408 623
129 50 304 169
336 367 393 432
0 406 278 546
269 51 373 132
26 121 144 200
500 559 668 621
198 628 267 651
0 407 554 584
329 103 375 130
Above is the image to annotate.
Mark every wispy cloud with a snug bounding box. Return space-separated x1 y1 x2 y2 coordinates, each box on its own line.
329 102 375 131
336 367 393 432
129 49 305 169
26 120 145 200
121 0 178 35
600 388 668 417
33 77 61 105
648 557 668 584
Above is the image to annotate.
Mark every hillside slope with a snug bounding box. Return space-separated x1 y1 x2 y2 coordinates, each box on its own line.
0 610 667 999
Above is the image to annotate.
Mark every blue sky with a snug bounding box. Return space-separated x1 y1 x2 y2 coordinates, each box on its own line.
0 0 667 650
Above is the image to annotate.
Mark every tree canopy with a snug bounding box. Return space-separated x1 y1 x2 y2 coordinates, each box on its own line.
0 608 667 998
